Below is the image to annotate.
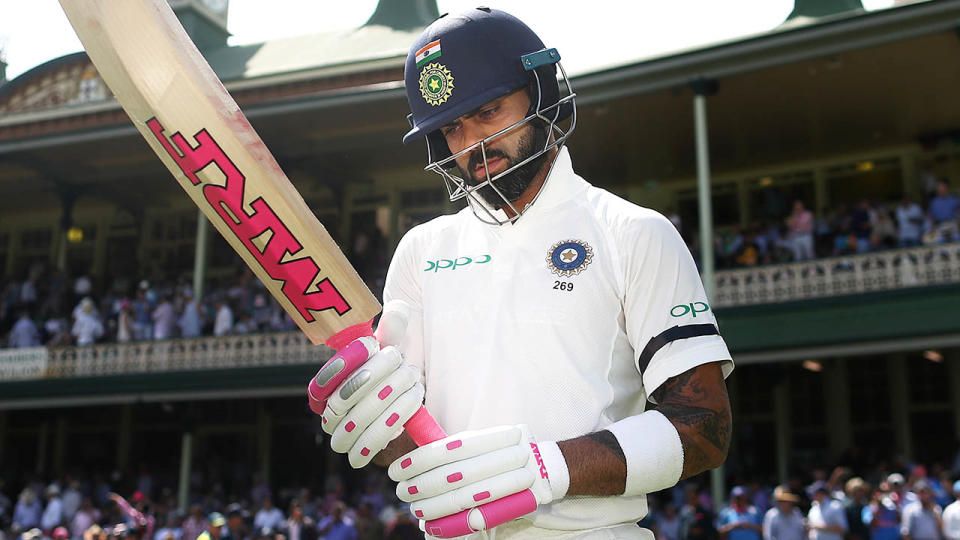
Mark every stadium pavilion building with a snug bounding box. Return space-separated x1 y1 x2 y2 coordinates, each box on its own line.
1 0 959 504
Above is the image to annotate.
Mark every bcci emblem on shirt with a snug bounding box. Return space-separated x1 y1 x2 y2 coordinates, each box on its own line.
547 239 594 277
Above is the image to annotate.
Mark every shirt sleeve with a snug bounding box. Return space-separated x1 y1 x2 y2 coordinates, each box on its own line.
762 510 775 540
382 226 427 373
901 506 913 537
621 211 734 400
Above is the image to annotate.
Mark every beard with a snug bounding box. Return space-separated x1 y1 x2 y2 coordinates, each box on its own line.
458 122 549 209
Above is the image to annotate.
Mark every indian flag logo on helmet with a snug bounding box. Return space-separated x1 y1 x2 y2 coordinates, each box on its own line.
415 39 442 68
419 63 454 106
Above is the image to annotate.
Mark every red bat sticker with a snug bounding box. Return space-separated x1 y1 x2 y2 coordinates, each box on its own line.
146 117 351 321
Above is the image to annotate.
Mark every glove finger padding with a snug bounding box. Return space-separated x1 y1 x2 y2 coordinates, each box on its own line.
408 469 536 521
329 363 421 452
322 346 404 434
347 381 425 468
396 446 529 501
388 425 523 481
388 425 565 523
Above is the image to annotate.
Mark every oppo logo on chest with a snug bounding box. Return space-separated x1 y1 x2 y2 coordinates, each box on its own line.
423 254 492 272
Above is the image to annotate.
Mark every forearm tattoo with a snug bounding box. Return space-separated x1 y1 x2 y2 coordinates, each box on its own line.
651 363 731 479
558 429 628 495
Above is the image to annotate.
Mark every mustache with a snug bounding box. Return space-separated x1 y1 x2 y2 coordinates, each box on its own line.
466 148 510 175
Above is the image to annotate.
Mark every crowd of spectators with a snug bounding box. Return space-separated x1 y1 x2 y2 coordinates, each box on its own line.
678 180 960 269
646 458 960 540
0 468 420 540
4 454 960 540
3 182 958 350
0 269 299 350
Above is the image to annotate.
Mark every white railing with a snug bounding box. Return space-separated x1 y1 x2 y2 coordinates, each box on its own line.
714 242 960 307
0 332 332 381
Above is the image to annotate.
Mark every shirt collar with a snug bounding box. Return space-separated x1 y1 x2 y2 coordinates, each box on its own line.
478 146 586 226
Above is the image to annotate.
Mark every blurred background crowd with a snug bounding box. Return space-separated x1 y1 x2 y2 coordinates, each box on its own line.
3 452 960 540
3 180 957 350
678 180 960 269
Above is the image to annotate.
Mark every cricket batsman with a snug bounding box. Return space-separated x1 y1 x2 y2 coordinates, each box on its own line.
312 7 734 538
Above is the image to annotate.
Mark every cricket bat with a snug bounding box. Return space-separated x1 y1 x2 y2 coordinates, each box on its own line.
58 0 537 536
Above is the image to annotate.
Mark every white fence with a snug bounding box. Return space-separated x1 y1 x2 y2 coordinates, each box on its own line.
714 242 960 307
0 332 330 381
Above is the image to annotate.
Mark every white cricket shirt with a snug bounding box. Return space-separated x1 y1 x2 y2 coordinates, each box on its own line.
383 147 733 535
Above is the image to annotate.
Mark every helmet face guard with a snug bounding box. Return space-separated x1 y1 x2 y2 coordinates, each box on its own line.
402 8 577 225
426 61 576 225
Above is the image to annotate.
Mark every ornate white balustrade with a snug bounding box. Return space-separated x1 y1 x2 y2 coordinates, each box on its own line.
0 332 331 381
714 242 960 307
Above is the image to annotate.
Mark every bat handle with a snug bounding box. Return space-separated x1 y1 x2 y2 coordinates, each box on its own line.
314 324 537 537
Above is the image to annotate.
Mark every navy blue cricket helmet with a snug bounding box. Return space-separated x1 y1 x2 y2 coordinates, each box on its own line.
402 7 574 162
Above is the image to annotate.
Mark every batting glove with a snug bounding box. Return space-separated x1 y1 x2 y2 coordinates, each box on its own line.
387 425 570 529
309 300 425 468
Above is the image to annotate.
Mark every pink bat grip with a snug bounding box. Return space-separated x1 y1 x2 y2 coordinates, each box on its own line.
311 325 536 538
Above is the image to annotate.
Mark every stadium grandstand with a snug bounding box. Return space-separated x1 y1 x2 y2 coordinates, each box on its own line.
1 0 959 538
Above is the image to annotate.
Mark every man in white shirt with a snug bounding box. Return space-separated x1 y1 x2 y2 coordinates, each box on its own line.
807 483 848 540
40 484 64 532
252 497 284 533
942 480 960 540
308 8 733 539
213 300 233 337
896 196 925 247
903 481 943 540
763 486 806 540
71 298 103 346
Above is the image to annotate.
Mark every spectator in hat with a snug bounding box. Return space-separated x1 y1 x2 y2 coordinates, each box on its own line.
762 486 805 540
53 527 70 540
843 478 871 540
72 298 104 346
197 513 225 540
887 473 908 508
901 480 943 540
718 486 763 540
864 483 902 540
40 485 64 532
807 482 847 540
13 487 44 532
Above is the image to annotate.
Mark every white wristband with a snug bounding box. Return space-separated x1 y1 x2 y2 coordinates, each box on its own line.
605 410 684 496
536 440 570 501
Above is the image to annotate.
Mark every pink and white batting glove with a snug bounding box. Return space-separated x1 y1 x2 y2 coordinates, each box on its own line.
387 425 570 530
314 300 425 468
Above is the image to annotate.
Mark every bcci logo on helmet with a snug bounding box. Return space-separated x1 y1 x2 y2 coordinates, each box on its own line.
419 63 454 106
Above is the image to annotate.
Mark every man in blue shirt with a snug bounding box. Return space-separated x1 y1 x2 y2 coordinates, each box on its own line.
929 181 960 225
316 503 356 540
719 486 763 540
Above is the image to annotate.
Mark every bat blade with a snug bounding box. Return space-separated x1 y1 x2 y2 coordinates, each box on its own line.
58 0 380 347
59 3 539 533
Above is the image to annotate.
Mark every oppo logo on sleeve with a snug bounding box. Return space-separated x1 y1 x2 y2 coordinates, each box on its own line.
671 302 711 317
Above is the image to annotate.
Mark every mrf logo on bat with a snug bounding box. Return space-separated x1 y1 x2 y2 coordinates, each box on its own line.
145 117 351 323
